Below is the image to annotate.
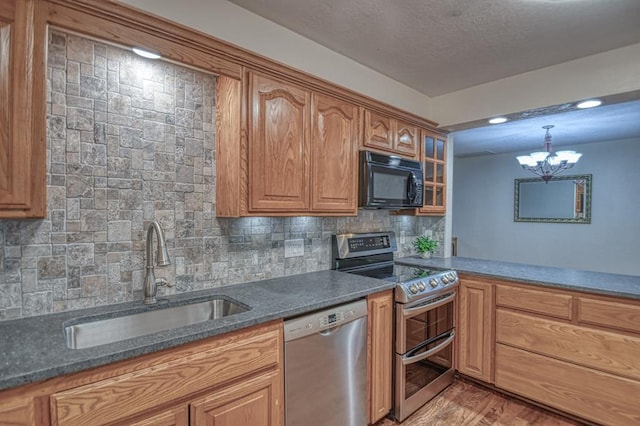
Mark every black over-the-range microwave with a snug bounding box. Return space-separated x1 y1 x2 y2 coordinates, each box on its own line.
359 150 423 209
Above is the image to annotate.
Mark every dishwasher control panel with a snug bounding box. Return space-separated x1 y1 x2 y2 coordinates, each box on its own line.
284 299 368 342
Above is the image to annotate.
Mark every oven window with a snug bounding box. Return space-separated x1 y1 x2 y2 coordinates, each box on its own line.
404 341 452 399
403 301 454 352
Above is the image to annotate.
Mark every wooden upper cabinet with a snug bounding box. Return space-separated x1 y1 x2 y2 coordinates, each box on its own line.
394 120 419 158
248 72 310 212
0 0 46 218
363 110 394 152
419 129 447 215
310 93 358 213
363 110 419 159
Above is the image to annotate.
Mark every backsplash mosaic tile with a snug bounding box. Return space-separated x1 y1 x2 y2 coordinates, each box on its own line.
0 31 444 320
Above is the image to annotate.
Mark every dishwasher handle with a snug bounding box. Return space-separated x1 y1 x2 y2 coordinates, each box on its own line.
284 299 368 341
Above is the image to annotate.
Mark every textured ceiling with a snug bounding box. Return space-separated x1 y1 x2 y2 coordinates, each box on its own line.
228 0 640 97
226 0 640 156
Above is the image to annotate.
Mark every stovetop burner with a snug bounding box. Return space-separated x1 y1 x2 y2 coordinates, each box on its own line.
332 232 459 303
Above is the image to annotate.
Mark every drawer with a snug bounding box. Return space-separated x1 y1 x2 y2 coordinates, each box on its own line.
578 297 640 334
496 284 572 319
51 326 281 426
495 344 640 426
496 309 640 380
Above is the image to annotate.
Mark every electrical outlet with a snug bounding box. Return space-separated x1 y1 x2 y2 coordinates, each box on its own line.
284 239 305 258
399 231 406 244
423 229 433 238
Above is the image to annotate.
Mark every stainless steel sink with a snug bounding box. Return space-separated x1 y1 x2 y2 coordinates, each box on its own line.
64 298 249 349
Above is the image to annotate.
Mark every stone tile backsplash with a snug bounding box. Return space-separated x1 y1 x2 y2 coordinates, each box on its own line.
0 31 444 320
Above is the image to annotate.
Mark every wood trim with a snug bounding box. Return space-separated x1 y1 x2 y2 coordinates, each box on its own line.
367 290 393 424
215 76 242 217
44 0 241 78
45 0 439 130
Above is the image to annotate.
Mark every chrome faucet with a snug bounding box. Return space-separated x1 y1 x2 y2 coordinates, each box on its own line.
143 221 172 304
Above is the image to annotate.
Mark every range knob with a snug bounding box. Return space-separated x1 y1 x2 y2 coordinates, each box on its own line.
409 284 419 294
418 281 426 291
429 278 438 288
442 276 449 284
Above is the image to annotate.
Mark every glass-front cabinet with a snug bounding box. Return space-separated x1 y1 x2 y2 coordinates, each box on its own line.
420 130 447 215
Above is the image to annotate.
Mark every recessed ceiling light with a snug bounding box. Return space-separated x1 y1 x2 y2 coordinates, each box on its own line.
132 47 161 59
576 99 602 109
488 117 508 124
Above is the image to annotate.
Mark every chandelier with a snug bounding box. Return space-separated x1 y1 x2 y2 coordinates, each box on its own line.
516 125 582 183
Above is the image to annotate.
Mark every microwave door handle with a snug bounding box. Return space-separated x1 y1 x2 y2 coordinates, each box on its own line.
407 172 417 201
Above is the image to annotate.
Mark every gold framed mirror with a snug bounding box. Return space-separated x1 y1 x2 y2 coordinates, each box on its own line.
514 174 592 223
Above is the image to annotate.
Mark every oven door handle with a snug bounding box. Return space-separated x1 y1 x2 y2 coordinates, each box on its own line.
401 291 456 318
401 331 455 365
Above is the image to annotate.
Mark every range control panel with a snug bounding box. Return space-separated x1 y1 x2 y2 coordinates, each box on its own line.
395 270 459 303
347 235 392 252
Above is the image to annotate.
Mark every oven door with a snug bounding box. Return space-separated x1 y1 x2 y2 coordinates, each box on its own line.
393 291 456 422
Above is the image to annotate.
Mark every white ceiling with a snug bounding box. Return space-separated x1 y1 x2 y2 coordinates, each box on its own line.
453 99 640 157
227 0 640 156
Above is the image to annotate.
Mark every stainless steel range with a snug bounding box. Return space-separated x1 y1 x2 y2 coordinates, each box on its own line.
332 231 458 423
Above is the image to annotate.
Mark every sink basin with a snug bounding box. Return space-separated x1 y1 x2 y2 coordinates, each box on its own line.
64 298 250 349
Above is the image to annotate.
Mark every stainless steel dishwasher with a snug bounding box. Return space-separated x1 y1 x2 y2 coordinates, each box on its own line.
284 299 368 426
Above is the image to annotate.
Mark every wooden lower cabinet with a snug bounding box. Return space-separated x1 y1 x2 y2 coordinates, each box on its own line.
0 322 283 426
191 370 281 426
128 406 189 426
493 281 640 425
496 344 640 426
0 396 35 426
367 290 393 424
457 277 494 382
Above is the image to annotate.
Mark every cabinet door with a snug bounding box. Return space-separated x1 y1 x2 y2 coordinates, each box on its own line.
0 396 35 426
394 120 419 158
129 406 189 426
248 73 310 212
419 130 447 215
363 110 394 152
367 290 393 424
457 279 494 383
0 0 46 218
190 370 283 426
310 93 358 213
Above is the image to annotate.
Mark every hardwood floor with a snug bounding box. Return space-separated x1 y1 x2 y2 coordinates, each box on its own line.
375 379 586 426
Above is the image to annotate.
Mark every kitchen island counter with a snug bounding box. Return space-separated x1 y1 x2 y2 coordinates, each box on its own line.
396 256 640 300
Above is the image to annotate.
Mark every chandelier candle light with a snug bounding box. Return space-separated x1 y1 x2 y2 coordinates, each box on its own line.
516 125 582 183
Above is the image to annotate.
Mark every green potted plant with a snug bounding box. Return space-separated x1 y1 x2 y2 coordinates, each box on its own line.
413 235 439 259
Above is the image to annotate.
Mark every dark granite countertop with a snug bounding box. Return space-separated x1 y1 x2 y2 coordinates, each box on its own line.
0 270 394 392
395 256 640 299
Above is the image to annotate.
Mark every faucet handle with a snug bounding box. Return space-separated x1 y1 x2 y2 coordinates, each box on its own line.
156 278 174 288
